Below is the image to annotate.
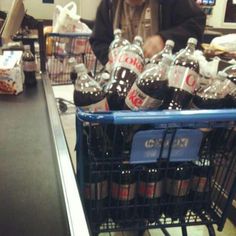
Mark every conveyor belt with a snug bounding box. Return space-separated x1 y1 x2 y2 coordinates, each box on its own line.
0 75 89 236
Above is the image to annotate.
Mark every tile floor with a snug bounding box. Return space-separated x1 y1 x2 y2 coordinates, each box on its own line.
52 85 236 236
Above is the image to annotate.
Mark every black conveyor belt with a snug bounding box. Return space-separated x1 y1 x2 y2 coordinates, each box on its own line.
0 78 83 236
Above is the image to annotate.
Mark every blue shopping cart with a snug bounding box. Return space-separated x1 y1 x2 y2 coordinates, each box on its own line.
76 108 236 236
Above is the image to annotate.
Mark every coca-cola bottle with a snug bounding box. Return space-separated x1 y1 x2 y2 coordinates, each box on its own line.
146 39 175 69
125 55 172 110
84 162 108 229
219 65 236 108
164 163 191 220
73 63 109 159
68 57 77 84
105 29 130 73
192 77 228 109
95 71 111 90
22 45 37 87
111 162 136 227
166 38 200 110
106 36 145 110
189 159 214 214
138 163 164 223
73 63 109 111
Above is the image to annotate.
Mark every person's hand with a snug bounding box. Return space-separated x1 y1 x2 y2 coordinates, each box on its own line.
143 35 165 58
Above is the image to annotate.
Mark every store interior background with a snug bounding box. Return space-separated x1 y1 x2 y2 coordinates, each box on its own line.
1 0 235 235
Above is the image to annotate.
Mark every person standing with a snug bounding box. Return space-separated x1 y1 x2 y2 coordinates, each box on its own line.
89 0 206 65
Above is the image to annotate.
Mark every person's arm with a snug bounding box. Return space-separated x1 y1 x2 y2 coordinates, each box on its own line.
158 0 206 52
89 0 114 65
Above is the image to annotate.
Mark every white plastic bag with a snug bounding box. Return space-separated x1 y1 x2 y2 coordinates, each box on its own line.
210 34 236 52
52 1 80 33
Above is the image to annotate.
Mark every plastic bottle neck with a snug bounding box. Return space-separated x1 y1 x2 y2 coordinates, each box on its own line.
134 40 142 48
185 43 196 54
163 44 173 54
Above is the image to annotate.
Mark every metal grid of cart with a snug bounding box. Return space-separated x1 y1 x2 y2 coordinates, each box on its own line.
76 109 236 236
45 33 101 85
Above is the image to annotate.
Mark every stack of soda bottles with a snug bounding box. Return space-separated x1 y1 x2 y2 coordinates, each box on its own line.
72 29 236 231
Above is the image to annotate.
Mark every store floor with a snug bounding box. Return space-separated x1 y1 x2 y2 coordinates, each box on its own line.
53 85 236 236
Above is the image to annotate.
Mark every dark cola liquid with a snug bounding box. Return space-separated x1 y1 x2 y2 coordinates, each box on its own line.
23 51 37 87
74 87 107 107
189 160 214 214
225 69 236 108
164 163 191 220
84 163 108 228
111 163 136 227
138 164 163 223
193 96 225 109
225 94 236 108
106 67 137 110
166 57 199 110
138 78 168 101
70 70 77 85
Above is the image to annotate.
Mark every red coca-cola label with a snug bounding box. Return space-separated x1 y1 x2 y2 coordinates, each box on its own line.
125 83 162 110
168 65 199 94
84 180 108 200
111 182 136 201
192 176 209 192
106 47 121 72
166 178 190 196
138 180 163 199
115 51 144 75
23 61 36 72
81 98 109 112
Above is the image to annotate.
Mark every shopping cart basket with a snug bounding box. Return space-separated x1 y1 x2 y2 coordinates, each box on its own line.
45 32 102 85
76 109 236 236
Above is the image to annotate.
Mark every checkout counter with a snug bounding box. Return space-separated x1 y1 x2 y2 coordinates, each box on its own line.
0 74 90 236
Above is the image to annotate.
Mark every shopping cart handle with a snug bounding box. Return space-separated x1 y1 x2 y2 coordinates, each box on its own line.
76 108 236 125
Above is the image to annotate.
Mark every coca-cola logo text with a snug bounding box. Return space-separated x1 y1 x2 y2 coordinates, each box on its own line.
186 74 196 88
118 53 143 73
127 88 145 107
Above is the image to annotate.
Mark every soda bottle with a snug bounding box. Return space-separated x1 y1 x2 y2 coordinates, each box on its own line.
73 63 109 159
22 45 37 87
105 29 130 73
125 55 172 111
146 39 175 69
164 163 191 220
95 71 111 90
73 63 109 111
219 65 236 108
138 163 164 223
189 159 214 214
111 162 136 227
192 77 228 109
166 38 200 110
106 36 145 110
68 57 77 84
84 162 108 229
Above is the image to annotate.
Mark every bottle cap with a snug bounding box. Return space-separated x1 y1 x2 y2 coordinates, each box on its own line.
114 28 122 36
24 45 31 50
166 39 175 48
74 63 87 74
133 35 143 45
188 37 198 45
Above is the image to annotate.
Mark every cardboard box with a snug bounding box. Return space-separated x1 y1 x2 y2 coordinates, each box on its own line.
0 50 24 95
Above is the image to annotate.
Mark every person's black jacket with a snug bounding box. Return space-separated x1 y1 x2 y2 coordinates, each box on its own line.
89 0 206 65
